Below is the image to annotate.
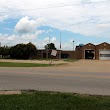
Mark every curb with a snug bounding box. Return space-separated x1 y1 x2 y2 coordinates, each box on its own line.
0 91 22 95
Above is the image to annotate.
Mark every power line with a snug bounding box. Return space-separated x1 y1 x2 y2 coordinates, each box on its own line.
0 0 110 14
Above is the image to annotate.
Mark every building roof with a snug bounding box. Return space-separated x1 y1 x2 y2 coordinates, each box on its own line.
84 43 95 46
96 42 110 46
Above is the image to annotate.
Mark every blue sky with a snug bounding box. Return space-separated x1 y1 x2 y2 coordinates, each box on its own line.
0 0 110 50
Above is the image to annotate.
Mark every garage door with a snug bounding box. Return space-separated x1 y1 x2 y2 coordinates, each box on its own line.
99 50 110 60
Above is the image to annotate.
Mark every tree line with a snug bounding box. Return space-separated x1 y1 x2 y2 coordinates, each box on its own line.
0 42 37 59
0 42 56 59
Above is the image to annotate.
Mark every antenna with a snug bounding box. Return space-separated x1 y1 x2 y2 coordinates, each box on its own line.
60 33 61 49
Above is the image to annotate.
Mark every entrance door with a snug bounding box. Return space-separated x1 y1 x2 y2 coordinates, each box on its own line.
85 50 95 59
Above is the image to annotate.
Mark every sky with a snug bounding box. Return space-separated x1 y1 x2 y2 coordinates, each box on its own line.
0 0 110 50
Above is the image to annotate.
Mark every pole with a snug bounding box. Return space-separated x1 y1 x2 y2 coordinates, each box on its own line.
48 35 50 59
73 40 74 51
72 40 75 60
49 35 50 45
59 32 61 59
49 35 52 64
47 35 50 59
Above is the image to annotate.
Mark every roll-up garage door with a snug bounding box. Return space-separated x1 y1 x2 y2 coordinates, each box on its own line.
99 50 110 60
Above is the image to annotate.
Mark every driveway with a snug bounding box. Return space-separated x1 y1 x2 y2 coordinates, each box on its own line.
0 60 110 95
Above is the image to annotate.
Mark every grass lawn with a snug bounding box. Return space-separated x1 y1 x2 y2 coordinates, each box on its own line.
0 62 54 67
0 91 110 110
63 59 79 62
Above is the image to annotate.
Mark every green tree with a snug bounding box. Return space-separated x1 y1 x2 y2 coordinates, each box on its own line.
44 43 56 50
0 46 10 58
10 42 37 59
26 42 37 59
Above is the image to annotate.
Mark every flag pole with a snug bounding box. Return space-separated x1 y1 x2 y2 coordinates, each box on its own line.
59 32 61 59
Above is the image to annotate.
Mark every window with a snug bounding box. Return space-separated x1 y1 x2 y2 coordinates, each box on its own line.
100 54 110 57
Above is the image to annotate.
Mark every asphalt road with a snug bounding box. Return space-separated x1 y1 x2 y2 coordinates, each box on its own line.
0 66 110 95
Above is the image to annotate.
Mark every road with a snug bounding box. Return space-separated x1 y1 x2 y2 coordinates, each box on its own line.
0 62 110 95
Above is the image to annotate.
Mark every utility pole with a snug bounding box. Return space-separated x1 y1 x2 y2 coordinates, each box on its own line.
73 40 75 59
73 40 74 51
46 35 50 59
59 32 62 59
49 35 50 58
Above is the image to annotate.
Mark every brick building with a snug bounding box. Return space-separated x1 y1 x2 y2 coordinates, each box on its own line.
37 42 110 60
37 49 75 59
76 42 110 60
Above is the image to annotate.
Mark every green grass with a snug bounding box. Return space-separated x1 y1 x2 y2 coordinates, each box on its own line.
63 59 79 62
0 62 53 67
37 58 52 61
0 91 110 110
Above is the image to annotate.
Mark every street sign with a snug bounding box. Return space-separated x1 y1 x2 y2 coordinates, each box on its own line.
51 50 57 56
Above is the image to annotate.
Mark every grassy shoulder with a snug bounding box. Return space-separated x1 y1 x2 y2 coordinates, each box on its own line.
0 91 110 110
0 62 54 67
63 59 79 62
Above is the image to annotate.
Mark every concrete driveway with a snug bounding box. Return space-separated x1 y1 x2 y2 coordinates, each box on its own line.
0 60 110 95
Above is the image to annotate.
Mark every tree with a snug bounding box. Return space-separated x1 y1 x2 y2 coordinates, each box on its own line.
44 43 56 50
9 42 37 59
26 42 37 59
0 46 10 58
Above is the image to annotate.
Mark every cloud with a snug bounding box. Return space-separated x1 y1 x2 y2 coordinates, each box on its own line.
38 37 57 49
97 23 110 28
0 15 8 22
1 0 110 38
40 36 73 50
51 37 56 43
0 32 80 50
0 30 44 46
43 36 56 44
15 16 36 33
21 30 44 39
15 16 46 33
46 29 53 33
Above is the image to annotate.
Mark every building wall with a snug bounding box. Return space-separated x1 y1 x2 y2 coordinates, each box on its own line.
61 51 75 59
37 42 110 60
82 43 96 59
74 46 83 59
95 42 110 60
37 49 75 59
